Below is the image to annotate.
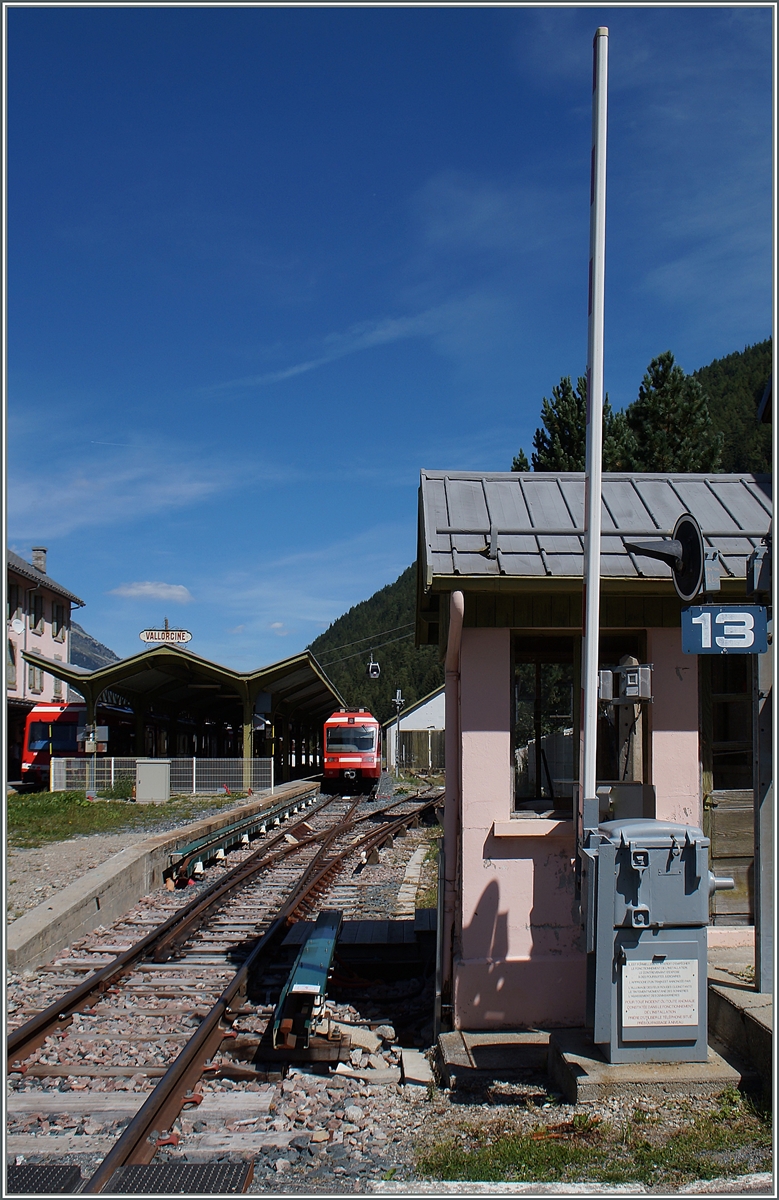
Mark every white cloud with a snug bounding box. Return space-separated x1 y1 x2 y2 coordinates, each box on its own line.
109 581 193 603
205 308 445 392
6 444 301 540
8 457 221 539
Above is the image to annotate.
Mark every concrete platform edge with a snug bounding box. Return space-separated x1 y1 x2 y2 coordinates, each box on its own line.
708 982 772 1098
6 780 318 972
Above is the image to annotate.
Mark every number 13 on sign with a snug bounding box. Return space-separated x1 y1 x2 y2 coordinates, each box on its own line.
682 605 768 654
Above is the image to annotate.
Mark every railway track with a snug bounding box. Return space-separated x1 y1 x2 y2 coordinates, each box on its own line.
7 787 439 1193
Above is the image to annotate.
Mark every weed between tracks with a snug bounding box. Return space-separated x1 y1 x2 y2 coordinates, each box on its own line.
7 790 245 848
414 1086 771 1187
415 824 443 911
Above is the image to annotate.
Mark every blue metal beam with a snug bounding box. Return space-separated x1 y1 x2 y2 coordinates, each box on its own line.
272 910 343 1049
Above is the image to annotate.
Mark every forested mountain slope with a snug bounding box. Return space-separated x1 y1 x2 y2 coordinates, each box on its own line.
692 338 772 473
308 566 443 724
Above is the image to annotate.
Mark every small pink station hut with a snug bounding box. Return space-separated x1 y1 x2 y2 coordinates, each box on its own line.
416 469 770 1032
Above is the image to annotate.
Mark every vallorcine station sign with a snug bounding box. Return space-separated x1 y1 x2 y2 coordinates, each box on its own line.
140 628 193 645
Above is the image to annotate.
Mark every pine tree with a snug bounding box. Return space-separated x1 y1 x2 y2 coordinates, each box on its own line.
512 375 625 472
531 376 586 470
623 351 723 472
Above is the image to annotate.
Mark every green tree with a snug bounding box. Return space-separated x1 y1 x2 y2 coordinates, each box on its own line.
512 375 626 472
622 351 723 472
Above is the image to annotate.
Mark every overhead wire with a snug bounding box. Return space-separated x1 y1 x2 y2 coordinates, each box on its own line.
311 622 414 658
314 630 415 667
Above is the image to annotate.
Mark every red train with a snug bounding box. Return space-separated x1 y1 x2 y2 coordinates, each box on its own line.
323 709 381 792
20 700 134 789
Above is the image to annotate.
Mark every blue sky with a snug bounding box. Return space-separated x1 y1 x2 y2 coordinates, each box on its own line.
6 5 774 668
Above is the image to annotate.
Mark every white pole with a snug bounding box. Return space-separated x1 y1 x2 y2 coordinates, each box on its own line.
580 27 608 833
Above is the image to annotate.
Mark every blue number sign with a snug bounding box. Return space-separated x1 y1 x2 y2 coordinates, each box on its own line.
682 605 768 655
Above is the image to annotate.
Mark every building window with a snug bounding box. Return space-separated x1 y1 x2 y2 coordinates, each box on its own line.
28 663 44 693
7 640 16 687
52 603 67 640
702 655 753 791
513 635 577 812
53 654 63 699
31 594 44 633
512 631 646 813
8 584 22 621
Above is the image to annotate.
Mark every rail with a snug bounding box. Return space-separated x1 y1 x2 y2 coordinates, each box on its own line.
7 791 436 1071
81 795 367 1192
6 798 339 1069
82 793 439 1192
167 789 322 881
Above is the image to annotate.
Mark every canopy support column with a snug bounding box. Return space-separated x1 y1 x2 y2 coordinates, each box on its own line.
241 687 253 791
282 714 291 783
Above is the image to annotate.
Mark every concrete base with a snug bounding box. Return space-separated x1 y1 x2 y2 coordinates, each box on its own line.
6 780 318 972
437 1030 549 1089
548 1028 743 1104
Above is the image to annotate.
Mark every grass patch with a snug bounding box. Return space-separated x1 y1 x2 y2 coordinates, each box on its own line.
415 1089 771 1187
7 789 247 848
415 824 442 909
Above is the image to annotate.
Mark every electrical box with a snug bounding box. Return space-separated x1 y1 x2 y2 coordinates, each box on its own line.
598 670 613 701
581 818 733 1063
135 759 171 804
615 663 652 704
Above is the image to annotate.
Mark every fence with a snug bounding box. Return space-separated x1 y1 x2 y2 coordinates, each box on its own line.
391 730 445 772
50 757 274 795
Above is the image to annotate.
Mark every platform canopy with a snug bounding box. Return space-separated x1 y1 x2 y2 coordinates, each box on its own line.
21 643 344 736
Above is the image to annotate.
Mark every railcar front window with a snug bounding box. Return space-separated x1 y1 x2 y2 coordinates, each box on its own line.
28 722 79 753
326 726 375 752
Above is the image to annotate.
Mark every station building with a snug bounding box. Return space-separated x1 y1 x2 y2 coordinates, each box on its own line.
416 470 771 1031
383 685 445 773
6 548 84 782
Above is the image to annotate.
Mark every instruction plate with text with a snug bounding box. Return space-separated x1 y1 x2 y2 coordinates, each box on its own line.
622 959 698 1027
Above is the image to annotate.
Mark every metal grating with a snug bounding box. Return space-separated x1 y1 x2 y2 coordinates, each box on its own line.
104 1161 254 1193
6 1164 82 1193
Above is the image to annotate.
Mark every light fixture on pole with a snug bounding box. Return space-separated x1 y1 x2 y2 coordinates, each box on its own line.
392 688 405 778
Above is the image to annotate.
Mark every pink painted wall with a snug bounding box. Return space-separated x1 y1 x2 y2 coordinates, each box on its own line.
647 627 701 827
451 623 703 1031
454 628 585 1029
